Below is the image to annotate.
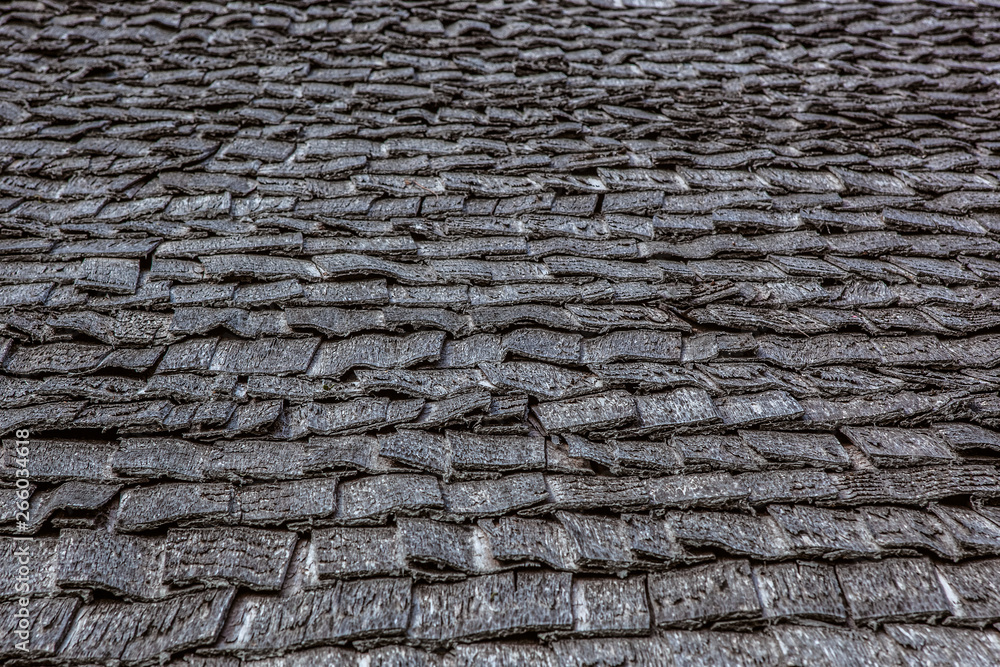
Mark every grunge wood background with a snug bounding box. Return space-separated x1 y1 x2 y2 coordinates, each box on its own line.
2 0 1000 664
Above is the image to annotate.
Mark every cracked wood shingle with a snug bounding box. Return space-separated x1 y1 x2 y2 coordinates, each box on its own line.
648 560 762 629
55 529 165 600
753 561 848 624
408 572 572 645
307 331 445 378
163 527 297 591
311 526 407 580
442 473 549 517
837 558 950 627
571 576 650 637
59 589 235 663
215 579 411 651
335 473 443 525
116 483 234 532
0 597 79 659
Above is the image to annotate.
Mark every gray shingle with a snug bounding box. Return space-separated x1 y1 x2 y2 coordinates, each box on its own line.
648 560 761 628
308 331 445 378
633 387 721 431
210 337 320 374
841 426 955 467
769 505 881 559
60 590 235 663
928 505 1000 556
0 597 79 659
580 330 681 364
533 391 637 433
738 430 850 468
837 559 949 626
116 483 234 532
408 572 572 645
200 254 322 281
336 473 443 525
448 432 546 472
443 473 548 517
670 511 794 560
164 527 296 590
753 561 848 623
502 328 581 363
861 505 961 560
480 360 602 400
313 253 440 285
312 526 406 580
234 478 339 525
216 579 411 651
55 529 165 599
572 576 650 637
398 518 499 575
156 233 303 259
75 258 141 294
650 472 748 510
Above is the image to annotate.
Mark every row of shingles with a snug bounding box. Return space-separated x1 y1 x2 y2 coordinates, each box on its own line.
7 472 1000 656
310 497 1000 576
3 158 996 438
0 333 891 438
4 181 996 252
392 0 1000 183
7 547 1000 660
4 430 1000 561
3 95 985 234
7 323 1000 440
6 214 1000 336
5 5 1000 234
12 599 1000 665
3 90 997 214
5 227 1000 438
752 332 1000 431
10 211 1000 313
3 85 989 217
4 416 999 541
11 256 1000 410
162 623 1000 667
2 414 995 519
7 470 1000 588
3 0 997 121
0 207 764 450
4 124 1000 237
202 557 1000 653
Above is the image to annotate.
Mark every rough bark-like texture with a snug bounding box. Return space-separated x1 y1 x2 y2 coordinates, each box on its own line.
408 572 572 645
60 590 235 663
837 559 950 627
571 576 650 637
753 561 848 623
6 0 1000 661
647 560 761 629
164 527 297 591
215 579 411 651
55 529 165 599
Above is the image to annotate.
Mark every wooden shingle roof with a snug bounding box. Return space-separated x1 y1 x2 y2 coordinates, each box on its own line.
2 0 1000 664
